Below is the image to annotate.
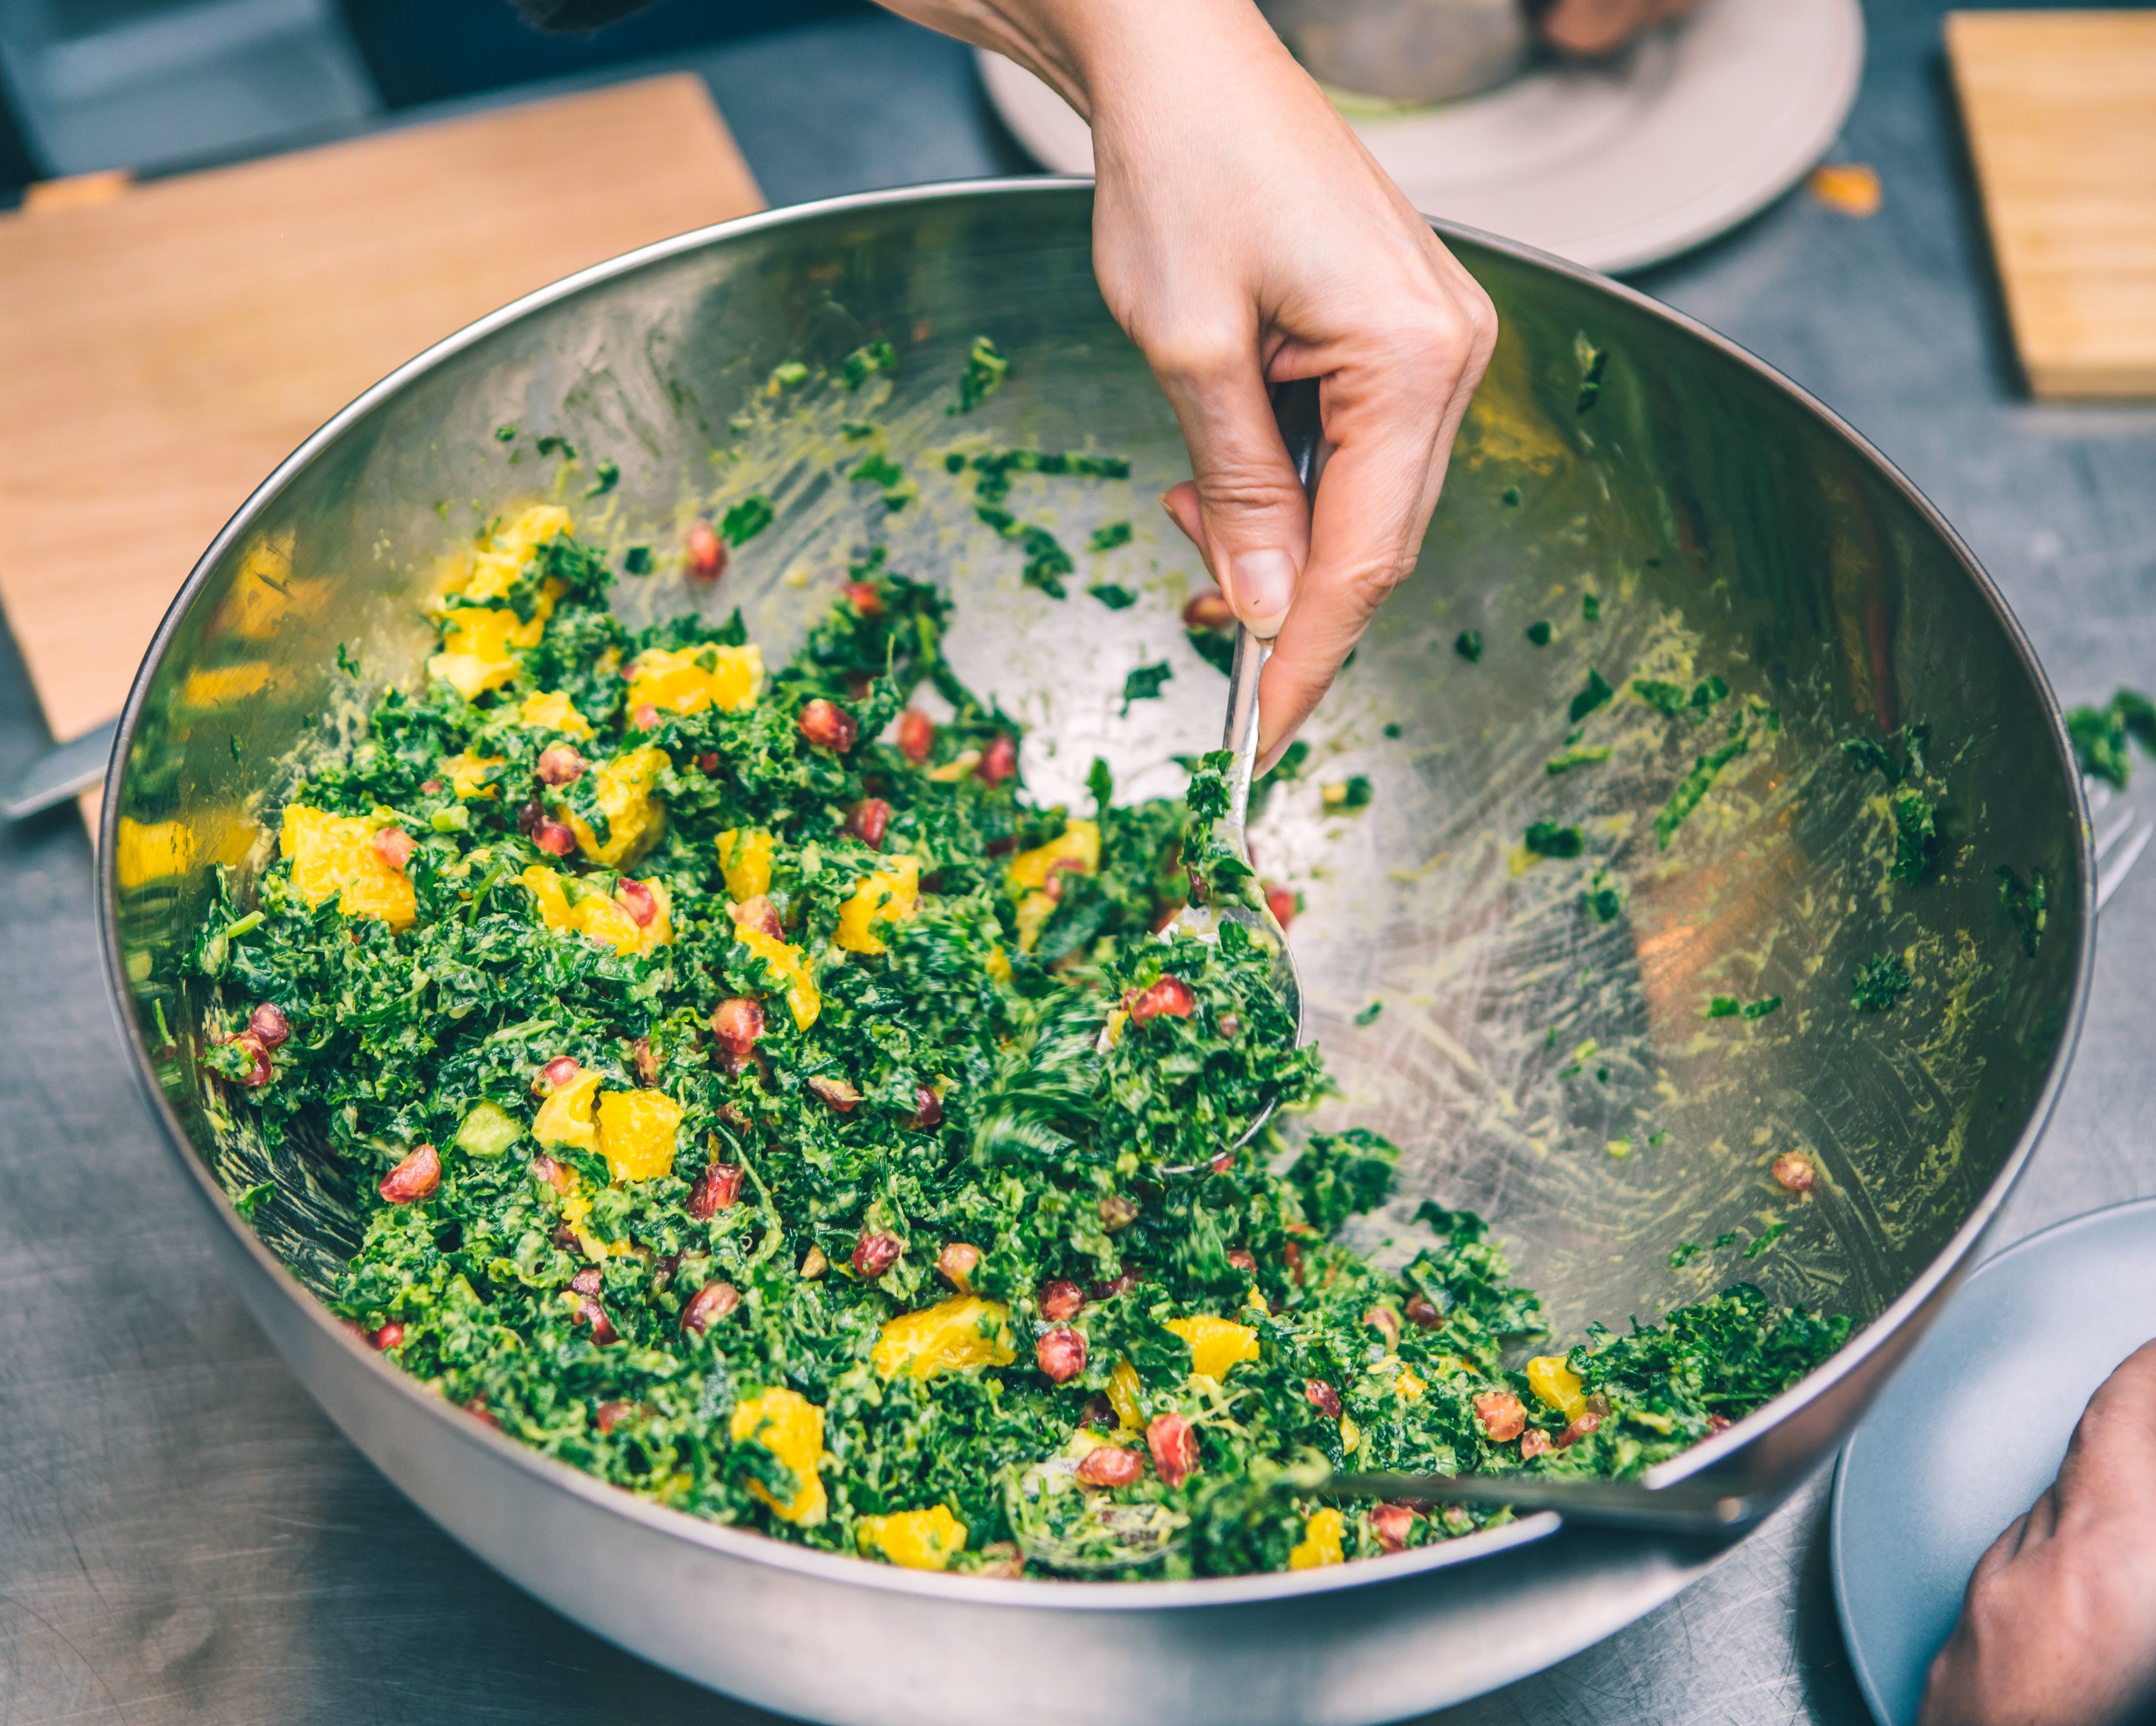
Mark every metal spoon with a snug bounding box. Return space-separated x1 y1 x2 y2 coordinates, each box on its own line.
1160 380 1321 1170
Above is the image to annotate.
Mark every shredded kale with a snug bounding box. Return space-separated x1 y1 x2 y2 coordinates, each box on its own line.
1851 952 1913 1012
1574 332 1607 412
1998 866 2048 957
1454 630 1484 663
720 495 774 546
1089 521 1134 553
952 335 1010 413
1120 662 1173 715
1524 821 1585 860
1525 621 1553 647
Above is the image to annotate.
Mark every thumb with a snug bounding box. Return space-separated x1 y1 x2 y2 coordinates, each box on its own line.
1153 356 1311 637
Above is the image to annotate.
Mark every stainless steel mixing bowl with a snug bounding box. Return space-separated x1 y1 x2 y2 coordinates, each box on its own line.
99 181 2092 1723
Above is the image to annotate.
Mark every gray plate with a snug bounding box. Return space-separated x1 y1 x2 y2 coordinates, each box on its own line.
1830 1196 2156 1726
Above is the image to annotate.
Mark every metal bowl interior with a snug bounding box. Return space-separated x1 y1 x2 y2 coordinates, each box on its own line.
99 182 2090 1721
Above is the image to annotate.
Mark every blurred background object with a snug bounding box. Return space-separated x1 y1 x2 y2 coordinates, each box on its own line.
1257 0 1532 103
0 0 870 187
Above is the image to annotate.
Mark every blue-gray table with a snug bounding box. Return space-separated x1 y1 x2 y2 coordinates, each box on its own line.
4 3 2152 1720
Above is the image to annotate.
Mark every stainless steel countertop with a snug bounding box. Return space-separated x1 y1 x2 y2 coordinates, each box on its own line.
4 4 2153 1720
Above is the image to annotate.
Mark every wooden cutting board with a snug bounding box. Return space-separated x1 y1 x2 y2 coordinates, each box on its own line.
1947 10 2156 399
0 73 763 753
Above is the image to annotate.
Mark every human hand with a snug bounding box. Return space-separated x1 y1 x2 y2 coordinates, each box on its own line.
881 0 1497 767
1919 1337 2156 1726
1538 0 1710 57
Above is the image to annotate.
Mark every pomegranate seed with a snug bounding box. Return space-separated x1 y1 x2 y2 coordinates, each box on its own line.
936 1241 979 1290
809 1074 861 1112
976 733 1018 786
570 1266 603 1295
378 1142 440 1204
897 709 935 765
1087 1268 1139 1301
1098 1194 1139 1232
696 751 720 775
846 798 891 849
1264 882 1297 929
1520 1427 1554 1460
1282 1241 1304 1285
682 1280 741 1335
541 1056 581 1089
420 778 445 795
632 1034 658 1085
1183 589 1235 630
687 520 725 580
633 703 660 729
912 1085 943 1129
1772 1152 1816 1193
1081 1393 1115 1428
1217 1012 1239 1038
853 1231 901 1278
799 699 859 751
535 744 586 786
1706 1413 1732 1435
533 818 576 858
843 581 883 617
465 1398 500 1428
688 1163 745 1219
372 827 414 872
1364 1307 1402 1350
731 895 784 941
226 1030 273 1088
1558 1410 1603 1449
1147 1413 1199 1488
1474 1391 1527 1442
370 1322 405 1350
616 878 658 927
1370 1502 1418 1552
573 1297 617 1345
1126 977 1197 1023
532 1154 574 1193
517 799 543 837
1405 1294 1444 1329
1039 1280 1084 1322
710 998 764 1057
716 1102 749 1132
1226 1250 1257 1276
1036 1327 1087 1384
550 1221 580 1250
847 672 874 701
1074 1445 1143 1487
595 1399 637 1434
248 1003 291 1048
1305 1379 1343 1420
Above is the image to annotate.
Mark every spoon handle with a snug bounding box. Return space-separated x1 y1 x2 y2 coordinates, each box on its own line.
1221 378 1325 837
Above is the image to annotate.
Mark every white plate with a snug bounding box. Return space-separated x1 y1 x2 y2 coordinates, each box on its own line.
976 0 1863 274
1831 1198 2156 1726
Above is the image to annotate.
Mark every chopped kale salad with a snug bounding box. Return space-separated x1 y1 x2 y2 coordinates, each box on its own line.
190 476 1846 1582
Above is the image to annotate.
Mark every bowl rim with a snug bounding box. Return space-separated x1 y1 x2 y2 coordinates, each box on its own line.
95 174 2097 1612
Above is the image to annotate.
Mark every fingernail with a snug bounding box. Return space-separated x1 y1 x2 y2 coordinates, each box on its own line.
1228 550 1295 626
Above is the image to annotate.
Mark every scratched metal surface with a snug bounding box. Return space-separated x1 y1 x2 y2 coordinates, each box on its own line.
2 3 2153 1722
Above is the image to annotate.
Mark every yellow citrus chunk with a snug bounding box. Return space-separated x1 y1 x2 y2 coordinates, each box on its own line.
521 866 672 957
872 1295 1016 1380
730 906 820 1029
116 818 195 888
716 827 775 900
533 1068 600 1155
834 854 921 956
856 1504 968 1571
1289 1508 1346 1570
595 1088 682 1182
1165 1315 1260 1381
985 945 1013 985
627 643 764 718
1005 819 1099 952
1108 1359 1145 1432
517 689 593 738
560 745 668 869
730 1388 828 1525
447 750 506 800
279 803 416 929
1526 1355 1586 1422
1395 1366 1427 1400
426 505 573 698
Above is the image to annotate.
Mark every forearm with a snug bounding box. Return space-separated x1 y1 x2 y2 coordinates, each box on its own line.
867 0 1291 122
